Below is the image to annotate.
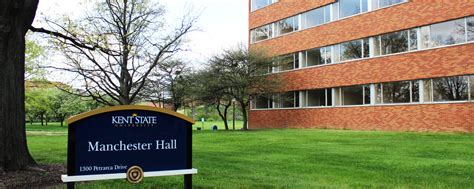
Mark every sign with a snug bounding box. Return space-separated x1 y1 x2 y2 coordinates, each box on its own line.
61 105 197 188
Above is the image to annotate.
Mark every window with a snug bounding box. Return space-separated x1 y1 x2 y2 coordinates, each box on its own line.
363 38 370 58
382 81 411 103
423 79 433 102
251 24 272 43
420 26 430 49
380 30 408 55
335 85 369 106
372 0 405 10
412 81 420 102
274 53 298 72
340 40 362 61
409 29 418 51
303 6 331 29
376 81 420 104
364 85 371 104
304 47 331 67
430 18 466 47
274 92 299 108
468 17 474 41
306 89 332 107
275 16 298 36
432 76 469 101
338 0 368 19
342 85 364 105
471 76 474 101
251 0 278 11
254 96 271 109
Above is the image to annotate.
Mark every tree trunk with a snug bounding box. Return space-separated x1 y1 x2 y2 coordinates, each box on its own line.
240 102 248 130
40 114 44 126
216 102 230 130
0 0 39 171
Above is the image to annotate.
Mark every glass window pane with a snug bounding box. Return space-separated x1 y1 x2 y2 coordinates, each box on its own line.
371 0 379 10
255 96 270 109
432 76 469 101
323 46 332 64
252 0 268 11
375 84 382 104
332 2 340 20
373 37 381 56
334 88 342 106
363 38 370 58
409 29 418 51
468 17 474 41
278 54 295 71
306 48 324 66
382 81 411 103
420 26 430 49
324 6 331 23
381 30 408 55
361 0 368 12
339 0 361 18
253 25 272 42
470 75 474 100
307 89 326 106
342 85 364 105
327 89 333 106
280 92 296 108
378 0 404 8
430 18 466 47
294 53 299 69
273 94 280 108
423 80 433 102
412 81 420 102
333 45 340 63
364 85 371 104
276 17 297 36
340 40 362 61
305 8 325 28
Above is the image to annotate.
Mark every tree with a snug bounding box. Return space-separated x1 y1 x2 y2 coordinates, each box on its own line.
47 89 88 127
146 60 192 111
0 0 40 171
207 46 281 130
0 0 195 172
25 36 46 79
32 0 197 106
25 88 53 126
193 70 234 130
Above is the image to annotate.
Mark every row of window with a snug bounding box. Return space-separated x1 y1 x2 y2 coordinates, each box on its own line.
252 75 474 109
250 0 407 43
269 16 474 73
251 0 279 12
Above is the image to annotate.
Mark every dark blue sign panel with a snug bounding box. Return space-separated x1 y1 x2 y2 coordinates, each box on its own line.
66 106 194 176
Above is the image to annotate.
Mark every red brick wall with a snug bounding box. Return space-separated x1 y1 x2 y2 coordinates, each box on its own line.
248 1 474 132
250 1 474 56
277 44 474 91
249 103 474 132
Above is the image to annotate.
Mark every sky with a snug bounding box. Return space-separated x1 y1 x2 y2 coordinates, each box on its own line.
32 0 249 69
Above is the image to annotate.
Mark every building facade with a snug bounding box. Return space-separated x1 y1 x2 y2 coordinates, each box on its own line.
248 0 474 132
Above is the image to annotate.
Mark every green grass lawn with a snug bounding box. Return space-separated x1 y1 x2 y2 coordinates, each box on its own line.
27 125 474 188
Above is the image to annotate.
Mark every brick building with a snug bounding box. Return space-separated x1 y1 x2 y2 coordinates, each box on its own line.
248 0 474 132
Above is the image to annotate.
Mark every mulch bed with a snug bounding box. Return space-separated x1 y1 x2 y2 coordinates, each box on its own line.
0 164 66 189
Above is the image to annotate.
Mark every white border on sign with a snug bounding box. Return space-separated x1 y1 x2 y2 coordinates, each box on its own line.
61 168 198 182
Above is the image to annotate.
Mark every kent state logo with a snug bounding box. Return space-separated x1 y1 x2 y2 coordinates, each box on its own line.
111 113 158 128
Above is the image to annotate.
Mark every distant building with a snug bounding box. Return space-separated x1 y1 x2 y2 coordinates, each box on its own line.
248 0 474 132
